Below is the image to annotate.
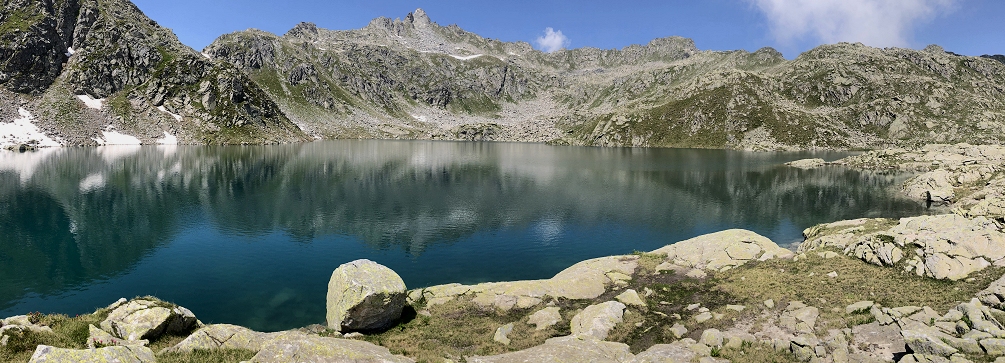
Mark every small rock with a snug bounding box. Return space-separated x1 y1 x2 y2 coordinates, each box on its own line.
764 299 775 309
687 304 702 311
343 332 365 339
616 289 646 307
700 329 724 347
670 323 688 339
494 323 514 345
326 259 407 332
726 305 745 312
846 301 875 314
527 307 562 331
827 271 838 278
694 312 713 323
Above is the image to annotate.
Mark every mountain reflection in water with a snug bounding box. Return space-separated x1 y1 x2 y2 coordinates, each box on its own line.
0 141 929 331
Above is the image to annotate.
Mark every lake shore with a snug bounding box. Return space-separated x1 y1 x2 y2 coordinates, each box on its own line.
5 143 1005 363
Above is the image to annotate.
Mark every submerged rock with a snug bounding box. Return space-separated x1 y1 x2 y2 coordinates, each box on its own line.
326 259 407 332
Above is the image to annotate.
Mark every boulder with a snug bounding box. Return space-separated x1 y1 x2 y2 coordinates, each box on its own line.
28 344 155 363
88 324 147 348
249 331 413 363
979 273 1005 310
629 340 697 363
785 158 826 169
162 324 278 353
846 301 875 314
468 336 633 363
904 170 957 202
99 298 198 341
326 259 407 332
651 229 793 272
699 329 724 347
527 307 562 331
615 289 646 307
570 301 626 340
902 327 959 357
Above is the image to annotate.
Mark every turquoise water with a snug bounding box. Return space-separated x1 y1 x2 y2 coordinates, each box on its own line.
0 141 929 331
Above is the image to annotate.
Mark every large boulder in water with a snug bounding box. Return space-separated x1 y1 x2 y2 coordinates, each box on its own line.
326 259 407 332
99 298 199 341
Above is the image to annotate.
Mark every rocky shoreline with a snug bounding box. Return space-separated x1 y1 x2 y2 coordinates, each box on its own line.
5 143 1005 363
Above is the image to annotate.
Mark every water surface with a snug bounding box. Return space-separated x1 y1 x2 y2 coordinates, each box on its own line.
0 141 929 331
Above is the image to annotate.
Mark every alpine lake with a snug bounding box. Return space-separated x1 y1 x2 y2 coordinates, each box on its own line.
0 140 934 332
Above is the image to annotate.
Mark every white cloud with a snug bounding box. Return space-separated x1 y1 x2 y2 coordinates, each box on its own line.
749 0 957 48
535 27 570 53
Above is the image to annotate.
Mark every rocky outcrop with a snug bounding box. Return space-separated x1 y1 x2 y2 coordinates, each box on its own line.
408 255 638 311
248 331 414 363
28 344 155 363
651 229 794 272
99 297 199 341
800 214 1005 280
326 259 408 332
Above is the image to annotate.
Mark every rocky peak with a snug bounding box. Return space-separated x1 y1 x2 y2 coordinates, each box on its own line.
285 22 319 40
407 8 432 27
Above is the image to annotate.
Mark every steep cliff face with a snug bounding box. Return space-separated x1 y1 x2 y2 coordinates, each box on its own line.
0 0 307 147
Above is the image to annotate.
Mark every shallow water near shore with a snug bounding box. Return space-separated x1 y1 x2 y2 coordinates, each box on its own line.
0 140 932 331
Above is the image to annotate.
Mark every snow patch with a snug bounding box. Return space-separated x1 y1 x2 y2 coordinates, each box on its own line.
156 132 178 145
79 173 105 192
76 95 104 110
450 54 483 61
65 47 75 57
156 106 183 121
0 108 62 149
94 130 142 145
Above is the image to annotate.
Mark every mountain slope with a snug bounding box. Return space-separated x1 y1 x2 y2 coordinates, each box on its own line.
206 9 1005 150
0 0 308 147
3 3 1004 150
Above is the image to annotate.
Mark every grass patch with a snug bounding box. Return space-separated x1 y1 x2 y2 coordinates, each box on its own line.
361 299 564 363
156 349 257 363
718 252 1005 331
0 308 109 362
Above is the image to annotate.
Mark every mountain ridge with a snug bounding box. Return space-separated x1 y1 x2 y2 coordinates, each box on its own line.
2 3 1003 150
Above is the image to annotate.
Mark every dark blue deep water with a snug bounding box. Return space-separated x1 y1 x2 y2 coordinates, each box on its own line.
0 141 930 331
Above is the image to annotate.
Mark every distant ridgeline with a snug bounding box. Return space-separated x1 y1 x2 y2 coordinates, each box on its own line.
2 0 1004 150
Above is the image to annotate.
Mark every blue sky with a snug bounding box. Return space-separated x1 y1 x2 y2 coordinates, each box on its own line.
132 0 1003 58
